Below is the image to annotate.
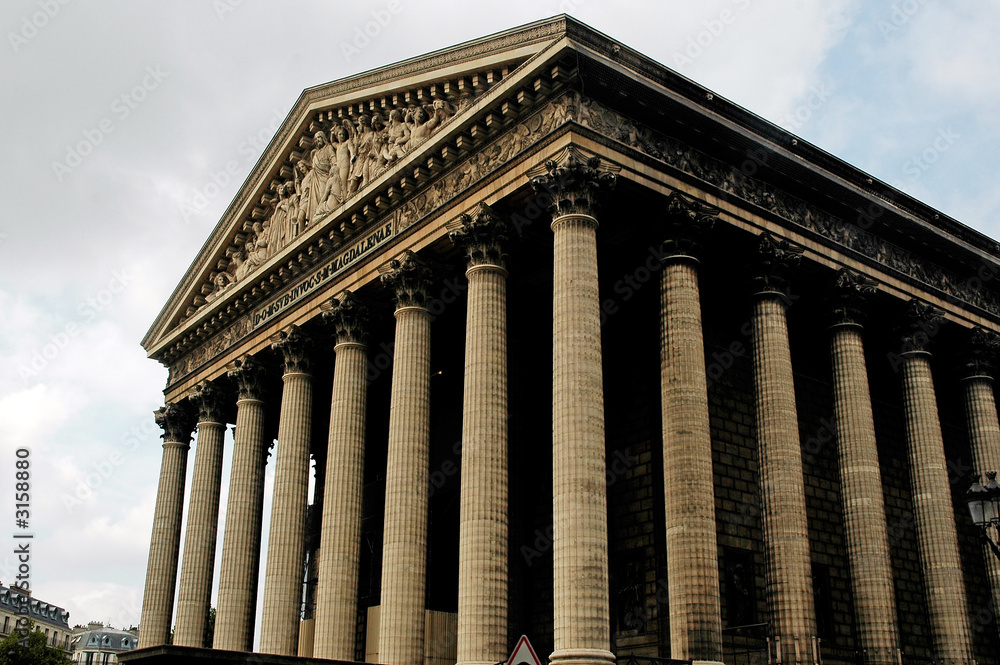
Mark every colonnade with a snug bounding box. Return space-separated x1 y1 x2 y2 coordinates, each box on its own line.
139 150 994 665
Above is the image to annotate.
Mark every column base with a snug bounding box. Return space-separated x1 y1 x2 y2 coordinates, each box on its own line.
550 648 616 665
691 661 725 665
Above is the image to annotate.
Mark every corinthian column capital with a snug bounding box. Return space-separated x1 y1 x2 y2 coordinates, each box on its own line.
528 147 618 218
379 250 434 309
753 231 802 296
963 326 1000 379
190 381 227 424
897 299 945 355
662 191 718 259
829 268 878 328
154 402 195 444
228 355 267 401
449 202 513 270
322 291 369 346
271 325 312 375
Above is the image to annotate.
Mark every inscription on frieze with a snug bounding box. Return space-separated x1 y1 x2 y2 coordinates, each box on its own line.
251 221 393 330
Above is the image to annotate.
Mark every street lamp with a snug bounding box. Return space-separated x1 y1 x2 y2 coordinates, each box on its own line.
966 472 1000 561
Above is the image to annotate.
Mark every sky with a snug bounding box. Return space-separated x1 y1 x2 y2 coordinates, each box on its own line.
1 0 998 642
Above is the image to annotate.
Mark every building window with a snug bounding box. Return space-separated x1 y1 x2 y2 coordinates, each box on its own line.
2 615 8 633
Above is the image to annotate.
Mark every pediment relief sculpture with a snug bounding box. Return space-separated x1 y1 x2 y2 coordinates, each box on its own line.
198 99 461 313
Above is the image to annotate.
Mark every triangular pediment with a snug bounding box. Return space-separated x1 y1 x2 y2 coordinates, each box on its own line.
142 16 592 362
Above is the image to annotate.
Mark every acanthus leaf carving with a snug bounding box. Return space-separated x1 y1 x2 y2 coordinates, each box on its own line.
379 250 434 309
449 202 513 270
227 354 267 401
190 381 227 424
154 401 196 444
321 291 369 346
271 325 312 375
528 146 618 217
662 190 718 258
829 268 879 327
754 231 803 296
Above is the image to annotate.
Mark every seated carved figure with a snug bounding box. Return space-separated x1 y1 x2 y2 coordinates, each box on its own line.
384 109 411 163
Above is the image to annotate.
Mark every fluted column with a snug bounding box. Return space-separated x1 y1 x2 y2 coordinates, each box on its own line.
378 251 434 665
962 327 1000 635
750 232 817 663
827 270 900 665
657 193 722 662
897 301 973 664
139 402 195 648
261 326 314 655
215 355 268 652
530 148 617 665
449 203 512 665
174 383 227 647
314 292 370 660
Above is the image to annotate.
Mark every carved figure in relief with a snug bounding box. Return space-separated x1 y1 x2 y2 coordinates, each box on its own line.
299 131 334 225
332 121 356 197
249 221 271 267
316 121 357 217
291 162 306 233
385 109 411 163
349 114 376 195
405 102 449 150
269 183 293 255
205 271 235 304
233 248 251 281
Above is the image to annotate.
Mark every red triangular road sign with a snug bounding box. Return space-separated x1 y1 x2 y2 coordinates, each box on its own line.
506 635 542 665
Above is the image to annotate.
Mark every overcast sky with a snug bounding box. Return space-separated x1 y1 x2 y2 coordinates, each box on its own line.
1 0 998 643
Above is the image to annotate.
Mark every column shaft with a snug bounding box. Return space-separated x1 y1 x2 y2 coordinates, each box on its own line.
379 305 432 665
830 325 899 664
314 340 368 659
174 419 226 647
963 375 1000 634
752 292 816 659
260 369 313 654
215 396 267 652
551 212 613 665
659 258 722 661
901 352 973 663
138 438 190 647
457 263 509 665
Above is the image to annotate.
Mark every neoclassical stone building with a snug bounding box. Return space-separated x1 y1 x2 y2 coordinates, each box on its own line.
131 15 1000 665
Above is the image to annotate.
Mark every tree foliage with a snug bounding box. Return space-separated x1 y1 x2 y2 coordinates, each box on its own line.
0 627 71 665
